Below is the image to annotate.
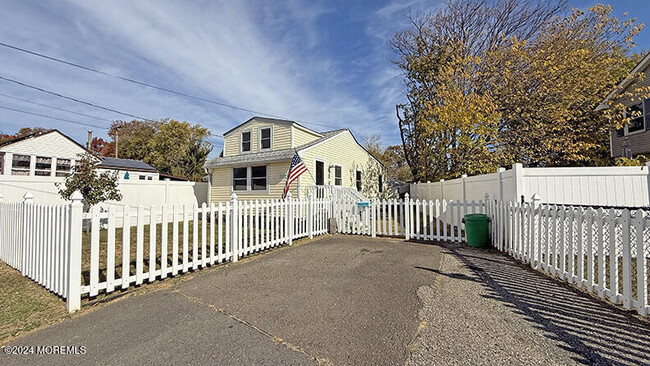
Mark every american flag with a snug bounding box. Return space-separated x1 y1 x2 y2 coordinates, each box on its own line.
283 152 307 199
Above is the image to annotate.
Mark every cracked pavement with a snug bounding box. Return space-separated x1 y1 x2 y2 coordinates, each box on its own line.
3 236 649 365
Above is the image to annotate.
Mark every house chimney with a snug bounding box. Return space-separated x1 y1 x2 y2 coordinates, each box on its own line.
87 130 92 150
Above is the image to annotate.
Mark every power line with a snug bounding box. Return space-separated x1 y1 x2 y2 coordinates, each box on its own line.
0 92 112 122
0 104 108 129
0 41 338 130
0 75 152 121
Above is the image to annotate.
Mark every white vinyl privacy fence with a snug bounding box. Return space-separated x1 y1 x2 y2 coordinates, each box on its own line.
1 190 648 317
410 163 650 208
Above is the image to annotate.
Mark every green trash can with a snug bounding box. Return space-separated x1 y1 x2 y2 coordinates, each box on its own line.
462 214 490 248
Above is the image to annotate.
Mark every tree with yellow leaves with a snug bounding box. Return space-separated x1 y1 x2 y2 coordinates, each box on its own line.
393 0 644 181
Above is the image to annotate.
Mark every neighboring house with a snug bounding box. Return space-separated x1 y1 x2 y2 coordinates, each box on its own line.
0 129 84 177
0 129 158 180
205 117 385 202
598 52 650 158
98 157 159 181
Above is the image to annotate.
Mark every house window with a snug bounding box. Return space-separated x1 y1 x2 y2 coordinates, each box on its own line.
139 175 146 180
147 176 153 181
0 152 4 175
241 131 251 152
233 166 267 191
35 156 52 176
356 170 362 192
627 102 644 133
233 167 248 191
378 174 383 193
56 159 71 177
11 154 30 175
251 166 267 191
260 127 271 150
334 165 342 186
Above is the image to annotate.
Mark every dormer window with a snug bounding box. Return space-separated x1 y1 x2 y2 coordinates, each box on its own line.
260 127 271 150
627 102 645 133
241 131 251 152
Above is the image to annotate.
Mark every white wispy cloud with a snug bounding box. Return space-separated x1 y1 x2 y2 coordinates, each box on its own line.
0 0 440 153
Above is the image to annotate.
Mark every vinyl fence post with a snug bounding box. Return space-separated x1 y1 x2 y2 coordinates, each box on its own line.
497 167 505 202
646 162 650 207
308 194 314 239
404 193 410 240
20 192 34 274
461 174 468 202
287 192 293 246
66 191 83 313
230 193 239 263
513 163 524 203
371 194 377 238
531 193 541 267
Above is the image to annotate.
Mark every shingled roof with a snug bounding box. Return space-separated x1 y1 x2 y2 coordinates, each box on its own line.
98 157 158 173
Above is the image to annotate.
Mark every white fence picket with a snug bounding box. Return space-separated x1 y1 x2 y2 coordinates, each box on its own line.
2 192 648 316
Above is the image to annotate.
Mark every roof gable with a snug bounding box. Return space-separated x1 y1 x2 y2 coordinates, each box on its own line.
597 52 650 110
222 116 321 137
0 129 89 157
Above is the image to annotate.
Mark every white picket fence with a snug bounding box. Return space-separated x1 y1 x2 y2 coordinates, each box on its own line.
485 198 650 316
0 192 330 312
0 196 74 300
332 193 649 316
1 190 648 317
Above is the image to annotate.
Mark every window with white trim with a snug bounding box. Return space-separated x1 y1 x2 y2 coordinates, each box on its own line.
356 170 362 192
241 131 251 152
11 154 30 175
35 156 52 176
260 127 271 150
232 166 267 191
251 166 267 190
627 102 644 133
334 165 342 186
378 174 383 193
233 167 247 191
56 159 71 177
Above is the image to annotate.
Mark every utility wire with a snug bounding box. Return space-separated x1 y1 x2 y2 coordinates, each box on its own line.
0 41 338 130
0 92 112 122
0 82 224 139
0 104 108 129
0 75 152 121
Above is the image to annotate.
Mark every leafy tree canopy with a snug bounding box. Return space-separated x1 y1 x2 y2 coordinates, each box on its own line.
392 0 646 182
110 119 212 181
0 126 48 143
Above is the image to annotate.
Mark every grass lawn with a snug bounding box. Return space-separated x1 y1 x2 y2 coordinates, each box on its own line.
0 261 68 344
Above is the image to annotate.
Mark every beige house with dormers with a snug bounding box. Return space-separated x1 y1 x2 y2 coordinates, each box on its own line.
205 117 385 202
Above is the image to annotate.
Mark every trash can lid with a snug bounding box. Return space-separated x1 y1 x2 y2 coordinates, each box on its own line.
463 213 489 222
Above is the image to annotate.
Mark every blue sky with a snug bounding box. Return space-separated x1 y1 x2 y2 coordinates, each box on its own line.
0 1 648 157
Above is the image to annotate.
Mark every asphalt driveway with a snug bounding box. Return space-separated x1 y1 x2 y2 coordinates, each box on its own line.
2 236 443 366
4 235 649 365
